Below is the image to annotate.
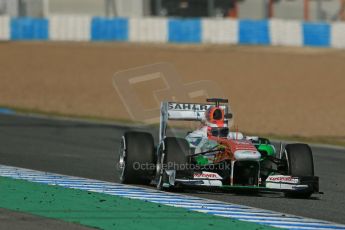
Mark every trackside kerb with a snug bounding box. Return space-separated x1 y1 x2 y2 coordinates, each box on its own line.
0 176 276 230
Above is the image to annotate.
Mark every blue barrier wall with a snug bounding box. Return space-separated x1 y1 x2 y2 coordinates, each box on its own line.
303 22 331 47
239 20 270 45
1 16 344 48
10 18 48 40
91 17 128 41
168 19 201 43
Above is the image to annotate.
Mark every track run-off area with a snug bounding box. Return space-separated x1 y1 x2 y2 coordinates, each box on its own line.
1 112 345 229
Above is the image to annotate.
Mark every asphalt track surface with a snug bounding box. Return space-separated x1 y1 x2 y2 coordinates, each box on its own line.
1 113 345 224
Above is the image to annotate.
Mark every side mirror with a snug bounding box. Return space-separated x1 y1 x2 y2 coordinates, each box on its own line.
225 113 233 119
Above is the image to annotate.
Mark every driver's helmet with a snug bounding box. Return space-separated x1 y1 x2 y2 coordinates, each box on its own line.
205 106 229 137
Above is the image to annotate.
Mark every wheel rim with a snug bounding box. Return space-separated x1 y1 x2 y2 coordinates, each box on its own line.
119 136 126 182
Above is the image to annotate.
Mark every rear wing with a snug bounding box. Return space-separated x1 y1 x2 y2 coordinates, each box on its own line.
159 101 231 142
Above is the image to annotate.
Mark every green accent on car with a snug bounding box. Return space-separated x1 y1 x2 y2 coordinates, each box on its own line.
0 176 277 230
221 185 263 189
195 155 209 165
252 137 276 160
257 144 276 157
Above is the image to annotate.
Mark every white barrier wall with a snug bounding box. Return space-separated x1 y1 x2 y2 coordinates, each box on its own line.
49 15 91 41
331 22 345 49
270 19 302 47
129 17 167 43
0 16 9 40
202 19 238 44
2 15 345 49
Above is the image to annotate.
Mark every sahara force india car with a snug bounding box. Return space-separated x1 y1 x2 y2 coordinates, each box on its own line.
118 98 319 198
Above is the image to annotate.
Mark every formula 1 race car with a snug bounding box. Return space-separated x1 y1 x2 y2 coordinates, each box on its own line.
117 98 319 198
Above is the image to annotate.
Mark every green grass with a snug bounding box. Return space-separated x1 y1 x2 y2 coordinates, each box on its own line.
0 176 276 230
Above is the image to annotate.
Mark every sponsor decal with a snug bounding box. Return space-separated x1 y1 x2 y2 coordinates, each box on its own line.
230 140 257 152
193 172 222 179
268 176 292 182
168 102 211 111
266 175 299 184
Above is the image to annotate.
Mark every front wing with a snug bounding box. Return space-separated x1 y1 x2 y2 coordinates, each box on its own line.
161 170 319 194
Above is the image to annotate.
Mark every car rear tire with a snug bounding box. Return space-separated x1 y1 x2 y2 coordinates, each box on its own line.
118 132 155 185
156 137 189 190
284 143 314 198
165 137 190 168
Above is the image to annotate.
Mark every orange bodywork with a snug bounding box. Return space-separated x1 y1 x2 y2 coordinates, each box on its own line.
204 105 257 163
209 136 257 163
